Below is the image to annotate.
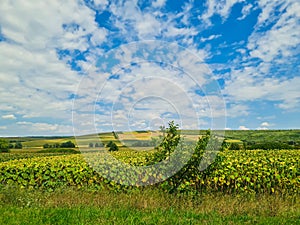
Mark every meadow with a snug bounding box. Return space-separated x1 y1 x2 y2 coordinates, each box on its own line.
0 129 299 224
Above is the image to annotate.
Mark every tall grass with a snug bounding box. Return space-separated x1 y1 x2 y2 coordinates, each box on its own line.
0 186 299 224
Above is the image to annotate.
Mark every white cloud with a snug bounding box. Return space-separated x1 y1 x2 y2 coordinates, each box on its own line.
0 126 7 130
260 122 270 127
238 3 253 20
248 0 300 62
152 0 166 8
93 0 109 8
2 114 16 120
17 121 73 133
201 0 244 25
200 35 221 42
226 71 300 111
239 125 249 130
226 104 249 118
0 0 109 133
257 121 273 130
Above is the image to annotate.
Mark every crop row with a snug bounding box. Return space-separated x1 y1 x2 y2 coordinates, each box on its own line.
192 150 299 194
0 150 299 194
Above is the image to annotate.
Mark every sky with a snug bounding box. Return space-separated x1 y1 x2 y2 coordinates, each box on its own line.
0 0 299 136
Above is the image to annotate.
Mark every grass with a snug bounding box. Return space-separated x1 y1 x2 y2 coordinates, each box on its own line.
0 187 299 225
2 206 299 225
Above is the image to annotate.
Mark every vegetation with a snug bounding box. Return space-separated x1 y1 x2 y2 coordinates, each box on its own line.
0 127 299 224
0 187 299 225
106 141 119 151
0 139 9 153
43 141 76 149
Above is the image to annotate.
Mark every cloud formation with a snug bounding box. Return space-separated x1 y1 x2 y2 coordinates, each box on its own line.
0 0 299 135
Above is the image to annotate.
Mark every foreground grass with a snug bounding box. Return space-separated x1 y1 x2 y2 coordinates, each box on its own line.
2 206 299 225
0 187 299 225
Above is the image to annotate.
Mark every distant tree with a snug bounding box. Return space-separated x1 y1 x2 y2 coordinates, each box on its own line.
0 139 9 153
159 125 166 137
8 143 14 149
112 131 119 139
14 142 23 149
106 141 118 151
95 143 103 147
53 143 60 148
89 143 94 148
60 141 75 148
43 143 50 148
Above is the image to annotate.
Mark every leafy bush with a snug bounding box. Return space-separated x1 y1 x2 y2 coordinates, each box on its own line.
60 141 76 148
14 142 23 149
43 141 76 149
0 139 9 153
106 141 119 151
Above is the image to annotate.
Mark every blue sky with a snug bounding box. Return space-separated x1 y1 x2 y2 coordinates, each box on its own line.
0 0 299 136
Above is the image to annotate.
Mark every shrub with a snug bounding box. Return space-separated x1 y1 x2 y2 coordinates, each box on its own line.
0 139 9 153
60 141 76 148
106 141 118 151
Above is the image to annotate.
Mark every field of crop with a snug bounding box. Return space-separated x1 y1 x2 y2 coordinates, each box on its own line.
0 130 299 224
0 150 299 194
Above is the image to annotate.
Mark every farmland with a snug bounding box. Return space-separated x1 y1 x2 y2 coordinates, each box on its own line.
0 129 299 224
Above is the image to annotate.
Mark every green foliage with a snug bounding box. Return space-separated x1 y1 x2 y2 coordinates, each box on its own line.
0 139 9 153
159 130 224 193
224 130 300 149
0 127 299 195
43 143 60 148
14 142 23 149
43 143 50 148
229 142 241 150
106 141 119 151
0 150 299 194
60 141 76 148
150 121 181 163
112 131 119 139
43 141 75 149
95 143 104 147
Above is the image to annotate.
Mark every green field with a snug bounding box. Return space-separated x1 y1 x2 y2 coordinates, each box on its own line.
0 129 299 224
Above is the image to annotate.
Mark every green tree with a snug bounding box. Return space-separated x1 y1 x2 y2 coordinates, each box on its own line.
43 143 50 148
151 121 181 162
0 139 9 153
60 141 75 148
14 142 23 149
106 141 118 151
95 143 103 147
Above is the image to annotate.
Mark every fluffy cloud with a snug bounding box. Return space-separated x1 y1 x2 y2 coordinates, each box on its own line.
1 0 299 135
223 0 300 114
260 122 270 127
239 125 249 130
0 0 109 133
2 114 16 120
